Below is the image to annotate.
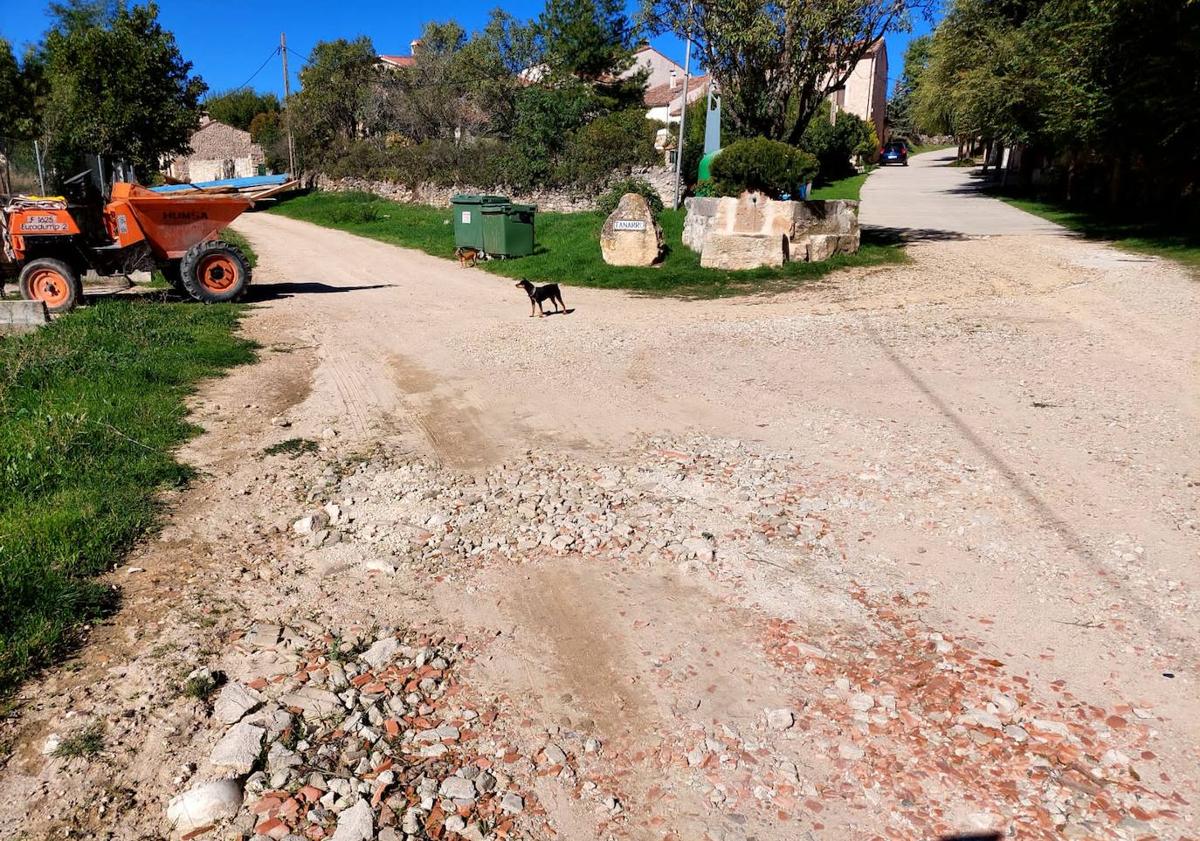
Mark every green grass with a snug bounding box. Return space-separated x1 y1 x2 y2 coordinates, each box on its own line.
809 171 871 201
910 143 956 156
263 437 318 458
52 724 105 759
270 191 906 298
997 194 1200 272
0 300 255 694
220 227 258 268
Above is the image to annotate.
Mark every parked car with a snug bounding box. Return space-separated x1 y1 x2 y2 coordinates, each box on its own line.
879 141 909 166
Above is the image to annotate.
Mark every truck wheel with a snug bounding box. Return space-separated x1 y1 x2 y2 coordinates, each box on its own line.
19 258 81 314
180 240 251 303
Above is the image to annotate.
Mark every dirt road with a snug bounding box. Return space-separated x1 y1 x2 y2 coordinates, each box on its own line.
1 171 1197 841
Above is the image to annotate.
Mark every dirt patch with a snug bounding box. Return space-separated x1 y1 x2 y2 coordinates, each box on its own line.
1 211 1197 841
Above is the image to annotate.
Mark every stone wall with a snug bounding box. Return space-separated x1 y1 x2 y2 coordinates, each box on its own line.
684 193 862 269
168 118 265 182
314 165 677 213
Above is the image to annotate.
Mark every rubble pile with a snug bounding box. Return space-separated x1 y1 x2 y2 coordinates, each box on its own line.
170 624 541 841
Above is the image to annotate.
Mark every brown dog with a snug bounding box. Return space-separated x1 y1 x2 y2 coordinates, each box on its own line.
455 246 480 268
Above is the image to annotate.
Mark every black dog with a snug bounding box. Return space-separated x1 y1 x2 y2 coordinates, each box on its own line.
516 278 567 317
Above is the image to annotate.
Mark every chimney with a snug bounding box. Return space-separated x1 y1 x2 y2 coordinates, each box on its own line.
410 38 421 56
669 69 678 90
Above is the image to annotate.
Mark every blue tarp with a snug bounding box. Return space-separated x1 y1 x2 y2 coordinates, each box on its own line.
150 174 291 193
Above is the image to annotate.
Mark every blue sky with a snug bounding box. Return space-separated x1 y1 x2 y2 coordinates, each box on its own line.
2 1 938 99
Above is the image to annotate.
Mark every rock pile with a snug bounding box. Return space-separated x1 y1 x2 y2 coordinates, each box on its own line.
169 624 536 841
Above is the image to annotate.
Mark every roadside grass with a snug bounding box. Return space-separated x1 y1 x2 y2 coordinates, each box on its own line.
910 143 956 156
270 191 906 298
52 724 105 759
0 300 255 695
809 171 871 201
995 194 1200 272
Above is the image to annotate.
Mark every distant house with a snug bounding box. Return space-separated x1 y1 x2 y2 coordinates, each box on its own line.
378 40 421 69
167 116 266 182
829 40 888 142
629 41 888 142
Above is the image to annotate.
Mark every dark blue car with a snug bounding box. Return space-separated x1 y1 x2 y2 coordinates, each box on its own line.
880 141 909 166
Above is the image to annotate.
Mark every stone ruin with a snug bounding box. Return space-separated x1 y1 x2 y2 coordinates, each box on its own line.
683 193 862 271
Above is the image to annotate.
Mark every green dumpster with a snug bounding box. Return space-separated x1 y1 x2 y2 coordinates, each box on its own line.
481 202 537 257
451 194 509 250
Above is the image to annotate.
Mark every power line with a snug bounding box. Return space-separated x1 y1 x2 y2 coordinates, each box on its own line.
230 45 281 92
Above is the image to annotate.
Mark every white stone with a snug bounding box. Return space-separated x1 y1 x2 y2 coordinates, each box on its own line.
213 682 263 725
166 779 243 834
500 792 524 813
331 798 374 841
766 708 794 731
439 776 477 801
361 637 400 670
209 721 264 775
838 743 865 761
848 693 874 712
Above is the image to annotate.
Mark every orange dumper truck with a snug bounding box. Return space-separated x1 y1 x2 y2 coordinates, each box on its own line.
1 169 254 314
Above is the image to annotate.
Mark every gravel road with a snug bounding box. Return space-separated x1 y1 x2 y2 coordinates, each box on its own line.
0 177 1196 841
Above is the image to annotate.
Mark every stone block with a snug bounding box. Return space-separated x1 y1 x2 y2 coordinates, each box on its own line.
681 197 720 253
0 300 49 335
600 193 663 266
700 232 786 270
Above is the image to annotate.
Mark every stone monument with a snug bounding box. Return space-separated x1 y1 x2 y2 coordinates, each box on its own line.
600 193 663 267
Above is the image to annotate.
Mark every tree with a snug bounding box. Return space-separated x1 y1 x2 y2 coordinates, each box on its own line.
203 87 279 131
0 39 28 137
538 0 646 109
802 100 878 180
40 2 206 175
886 34 930 139
643 0 934 144
291 37 381 168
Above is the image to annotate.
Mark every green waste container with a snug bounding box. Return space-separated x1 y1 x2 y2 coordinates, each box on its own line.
481 202 537 258
451 194 509 250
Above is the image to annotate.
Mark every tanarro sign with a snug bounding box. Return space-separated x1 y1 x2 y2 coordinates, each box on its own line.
614 220 647 231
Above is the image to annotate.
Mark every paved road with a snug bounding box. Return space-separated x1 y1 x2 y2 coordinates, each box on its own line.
860 148 1064 236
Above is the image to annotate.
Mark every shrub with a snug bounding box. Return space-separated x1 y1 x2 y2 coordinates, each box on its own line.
557 108 661 189
709 138 818 199
596 177 665 220
802 102 880 182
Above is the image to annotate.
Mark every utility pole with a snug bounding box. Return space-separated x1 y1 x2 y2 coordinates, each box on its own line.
281 32 297 176
671 0 694 210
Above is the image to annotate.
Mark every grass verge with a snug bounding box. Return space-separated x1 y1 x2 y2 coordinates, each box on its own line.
0 300 254 694
809 171 871 201
996 194 1200 272
270 191 906 298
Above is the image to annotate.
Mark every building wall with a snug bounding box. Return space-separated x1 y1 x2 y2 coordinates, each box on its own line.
626 46 684 90
837 42 888 142
168 118 267 182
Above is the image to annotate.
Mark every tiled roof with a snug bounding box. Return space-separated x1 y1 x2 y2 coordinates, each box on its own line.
378 54 415 67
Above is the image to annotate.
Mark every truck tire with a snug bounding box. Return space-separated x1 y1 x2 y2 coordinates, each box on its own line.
19 258 81 314
179 240 251 303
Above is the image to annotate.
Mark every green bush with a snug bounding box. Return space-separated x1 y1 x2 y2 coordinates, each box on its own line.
557 108 661 189
709 137 818 199
802 102 879 182
596 177 665 220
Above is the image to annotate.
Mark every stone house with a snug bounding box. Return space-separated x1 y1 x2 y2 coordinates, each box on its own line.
828 40 889 143
167 116 267 183
634 40 888 142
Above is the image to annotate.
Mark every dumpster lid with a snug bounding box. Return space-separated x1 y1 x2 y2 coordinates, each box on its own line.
452 193 509 205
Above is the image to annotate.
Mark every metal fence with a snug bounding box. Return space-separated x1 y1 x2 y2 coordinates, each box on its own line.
0 137 48 195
